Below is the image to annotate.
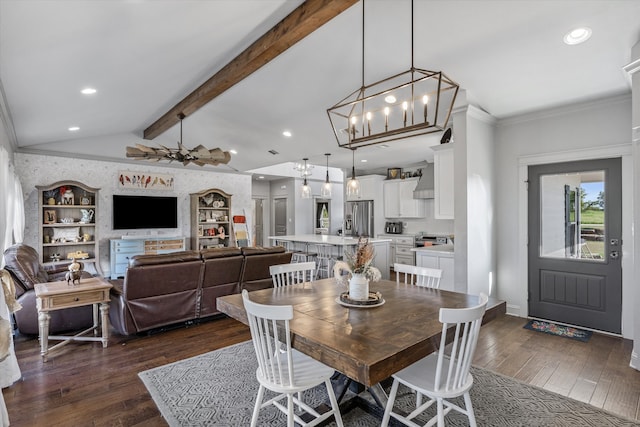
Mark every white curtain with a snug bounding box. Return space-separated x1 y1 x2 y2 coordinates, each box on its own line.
0 146 24 268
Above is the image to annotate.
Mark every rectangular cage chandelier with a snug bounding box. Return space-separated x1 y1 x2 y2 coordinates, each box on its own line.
327 67 459 149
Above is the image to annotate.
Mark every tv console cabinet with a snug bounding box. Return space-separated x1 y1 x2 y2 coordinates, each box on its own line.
109 236 186 279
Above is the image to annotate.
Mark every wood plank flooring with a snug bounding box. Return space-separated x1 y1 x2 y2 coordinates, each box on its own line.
4 313 640 426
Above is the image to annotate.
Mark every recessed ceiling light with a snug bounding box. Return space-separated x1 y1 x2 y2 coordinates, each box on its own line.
258 176 265 180
81 88 97 95
229 149 238 154
68 126 80 131
379 144 389 149
384 95 396 104
360 159 367 163
563 27 592 45
283 130 292 137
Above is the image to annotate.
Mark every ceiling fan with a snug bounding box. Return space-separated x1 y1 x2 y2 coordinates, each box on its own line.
126 114 231 166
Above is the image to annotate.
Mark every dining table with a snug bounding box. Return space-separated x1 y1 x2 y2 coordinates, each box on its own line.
217 278 506 415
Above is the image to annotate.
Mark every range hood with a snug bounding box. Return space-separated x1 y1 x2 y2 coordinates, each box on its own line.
413 162 434 199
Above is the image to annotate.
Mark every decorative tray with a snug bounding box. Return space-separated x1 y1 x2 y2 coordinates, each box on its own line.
336 291 385 308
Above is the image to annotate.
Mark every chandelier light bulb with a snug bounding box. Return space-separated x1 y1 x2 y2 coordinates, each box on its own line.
384 106 390 131
402 101 408 127
423 95 429 123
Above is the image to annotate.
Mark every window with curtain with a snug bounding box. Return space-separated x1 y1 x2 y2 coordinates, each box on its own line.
0 147 24 266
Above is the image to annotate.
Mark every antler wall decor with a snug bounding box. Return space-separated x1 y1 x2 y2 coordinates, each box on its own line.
126 114 231 166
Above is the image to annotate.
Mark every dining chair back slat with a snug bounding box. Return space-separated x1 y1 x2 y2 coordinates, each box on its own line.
394 263 442 288
270 262 315 287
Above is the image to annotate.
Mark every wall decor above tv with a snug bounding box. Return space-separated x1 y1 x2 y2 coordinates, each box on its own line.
118 171 174 190
113 195 178 229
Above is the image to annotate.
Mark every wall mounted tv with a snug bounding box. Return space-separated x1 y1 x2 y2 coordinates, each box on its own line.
113 195 178 229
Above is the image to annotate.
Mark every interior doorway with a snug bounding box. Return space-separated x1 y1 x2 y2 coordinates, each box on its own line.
274 198 287 236
528 158 622 334
252 198 264 246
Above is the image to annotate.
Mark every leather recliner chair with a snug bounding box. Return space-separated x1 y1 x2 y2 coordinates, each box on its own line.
2 243 93 335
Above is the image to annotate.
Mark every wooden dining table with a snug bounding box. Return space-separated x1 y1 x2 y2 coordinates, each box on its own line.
217 278 506 388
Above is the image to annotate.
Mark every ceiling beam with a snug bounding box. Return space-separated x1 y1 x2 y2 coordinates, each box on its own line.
143 0 358 140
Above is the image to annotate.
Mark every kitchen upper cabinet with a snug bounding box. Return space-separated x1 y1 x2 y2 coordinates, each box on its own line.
432 143 454 219
383 178 426 218
346 174 384 201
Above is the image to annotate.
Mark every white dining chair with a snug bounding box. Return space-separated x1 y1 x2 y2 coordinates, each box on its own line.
381 293 489 427
242 290 343 427
270 261 316 287
314 244 335 279
394 263 442 288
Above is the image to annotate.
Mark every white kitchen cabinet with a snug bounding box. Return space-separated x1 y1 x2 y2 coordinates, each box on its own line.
432 143 454 219
383 178 426 218
415 248 454 291
347 174 384 201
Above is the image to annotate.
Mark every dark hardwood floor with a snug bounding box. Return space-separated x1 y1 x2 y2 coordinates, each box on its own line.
4 313 640 426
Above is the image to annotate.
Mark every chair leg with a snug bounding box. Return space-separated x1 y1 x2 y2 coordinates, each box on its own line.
437 398 445 427
463 392 477 427
287 393 294 427
251 385 265 427
325 378 344 427
381 378 400 427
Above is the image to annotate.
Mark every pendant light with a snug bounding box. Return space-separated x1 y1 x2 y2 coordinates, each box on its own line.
321 153 332 198
300 158 311 199
346 149 360 197
327 0 459 149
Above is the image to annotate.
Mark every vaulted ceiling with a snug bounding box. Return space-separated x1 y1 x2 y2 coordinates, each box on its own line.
1 0 639 175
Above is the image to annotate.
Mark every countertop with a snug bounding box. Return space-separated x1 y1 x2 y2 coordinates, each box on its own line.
268 234 392 246
412 244 454 256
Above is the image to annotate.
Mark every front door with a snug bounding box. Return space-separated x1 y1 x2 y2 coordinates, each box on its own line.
528 158 622 334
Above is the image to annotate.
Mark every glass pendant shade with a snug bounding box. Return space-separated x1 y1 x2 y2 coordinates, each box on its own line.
346 150 360 197
321 153 332 198
301 178 311 199
346 175 360 197
300 158 311 198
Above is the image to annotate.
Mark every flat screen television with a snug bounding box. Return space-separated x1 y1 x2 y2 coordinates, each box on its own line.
113 195 178 229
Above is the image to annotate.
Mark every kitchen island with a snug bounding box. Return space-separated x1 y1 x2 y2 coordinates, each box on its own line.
412 244 454 290
269 234 391 280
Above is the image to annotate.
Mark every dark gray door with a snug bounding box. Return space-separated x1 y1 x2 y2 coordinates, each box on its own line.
274 198 287 236
528 158 622 333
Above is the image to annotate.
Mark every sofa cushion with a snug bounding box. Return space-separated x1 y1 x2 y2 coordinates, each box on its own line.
241 246 286 256
128 250 201 267
200 247 242 260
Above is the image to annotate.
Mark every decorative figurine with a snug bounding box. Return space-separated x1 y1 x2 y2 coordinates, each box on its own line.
65 258 84 285
62 188 75 205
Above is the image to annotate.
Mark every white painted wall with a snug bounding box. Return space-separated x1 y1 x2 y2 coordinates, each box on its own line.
15 152 252 277
451 104 497 296
494 94 634 338
626 39 640 368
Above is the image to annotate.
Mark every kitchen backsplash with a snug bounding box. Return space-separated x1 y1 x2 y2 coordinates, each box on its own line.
387 200 454 236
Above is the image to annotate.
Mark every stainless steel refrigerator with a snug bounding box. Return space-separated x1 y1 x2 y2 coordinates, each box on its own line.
344 200 374 237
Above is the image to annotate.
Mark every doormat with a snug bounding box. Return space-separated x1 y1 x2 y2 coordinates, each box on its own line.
523 320 592 342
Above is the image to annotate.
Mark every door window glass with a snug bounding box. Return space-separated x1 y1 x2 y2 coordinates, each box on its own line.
539 170 605 261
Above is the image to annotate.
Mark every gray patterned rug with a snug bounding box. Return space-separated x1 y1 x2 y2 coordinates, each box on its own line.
139 341 639 426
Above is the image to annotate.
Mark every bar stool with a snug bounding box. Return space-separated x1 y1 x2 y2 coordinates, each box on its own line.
278 240 316 264
314 243 335 279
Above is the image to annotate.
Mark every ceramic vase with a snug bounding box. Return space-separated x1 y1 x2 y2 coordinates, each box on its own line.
349 273 369 301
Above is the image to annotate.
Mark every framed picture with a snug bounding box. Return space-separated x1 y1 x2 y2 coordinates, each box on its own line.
387 168 402 180
44 210 57 224
198 225 204 237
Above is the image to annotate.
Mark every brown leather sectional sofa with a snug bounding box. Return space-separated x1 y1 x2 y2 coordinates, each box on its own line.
108 246 292 335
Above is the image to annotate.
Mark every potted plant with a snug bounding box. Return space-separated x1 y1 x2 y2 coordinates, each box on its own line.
333 237 381 301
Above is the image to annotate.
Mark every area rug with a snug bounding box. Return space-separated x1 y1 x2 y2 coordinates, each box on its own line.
139 341 638 426
524 319 593 342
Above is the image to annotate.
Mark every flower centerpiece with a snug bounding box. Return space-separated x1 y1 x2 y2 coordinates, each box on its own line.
333 237 381 301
